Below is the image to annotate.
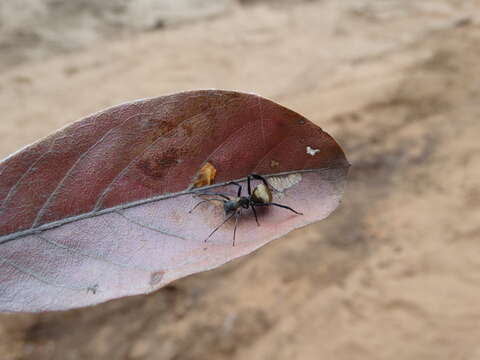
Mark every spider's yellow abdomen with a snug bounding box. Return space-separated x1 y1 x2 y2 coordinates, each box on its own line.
252 183 272 204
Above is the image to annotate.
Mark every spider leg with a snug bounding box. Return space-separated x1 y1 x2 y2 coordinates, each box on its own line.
253 202 303 215
227 181 243 197
205 212 235 243
194 192 231 201
251 205 260 226
249 173 270 188
232 210 241 246
188 199 225 214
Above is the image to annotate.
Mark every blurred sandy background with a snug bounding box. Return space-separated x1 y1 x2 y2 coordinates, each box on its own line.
1 0 480 359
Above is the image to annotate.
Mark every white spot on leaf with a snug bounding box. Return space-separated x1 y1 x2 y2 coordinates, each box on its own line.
306 146 320 156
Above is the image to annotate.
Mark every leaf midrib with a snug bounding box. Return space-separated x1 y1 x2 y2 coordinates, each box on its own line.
0 168 337 245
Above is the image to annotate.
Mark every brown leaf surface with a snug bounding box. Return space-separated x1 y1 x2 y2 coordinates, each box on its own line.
0 90 348 312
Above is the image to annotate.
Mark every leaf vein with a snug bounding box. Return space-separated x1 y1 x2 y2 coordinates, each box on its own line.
115 210 187 240
31 112 154 228
0 256 98 292
35 234 150 272
94 112 206 210
0 138 55 214
0 168 341 244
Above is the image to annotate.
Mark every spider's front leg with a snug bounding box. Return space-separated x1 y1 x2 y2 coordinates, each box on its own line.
247 174 267 197
248 173 270 190
188 198 225 213
226 181 243 197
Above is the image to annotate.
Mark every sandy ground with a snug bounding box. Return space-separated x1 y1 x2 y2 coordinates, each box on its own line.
1 0 480 359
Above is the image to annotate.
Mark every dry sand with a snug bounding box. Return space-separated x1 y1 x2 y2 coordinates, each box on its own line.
1 0 480 359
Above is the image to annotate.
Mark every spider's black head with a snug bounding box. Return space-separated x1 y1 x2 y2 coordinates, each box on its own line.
239 197 250 209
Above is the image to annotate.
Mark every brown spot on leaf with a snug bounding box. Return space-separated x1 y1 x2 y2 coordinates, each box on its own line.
150 271 165 286
270 160 280 168
137 148 178 178
192 162 217 188
181 123 194 137
142 118 178 143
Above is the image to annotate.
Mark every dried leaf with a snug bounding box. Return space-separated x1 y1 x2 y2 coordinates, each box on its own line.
0 90 349 312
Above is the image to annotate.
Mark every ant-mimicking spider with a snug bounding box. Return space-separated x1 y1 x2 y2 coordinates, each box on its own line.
190 174 302 246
